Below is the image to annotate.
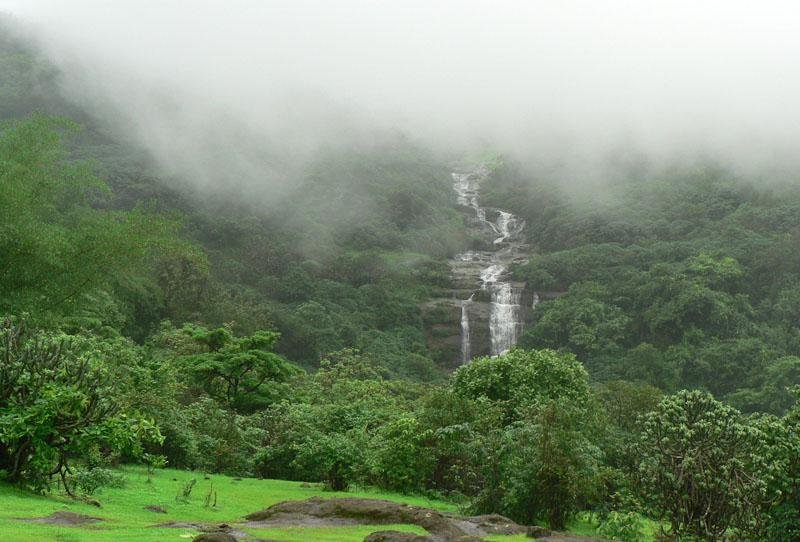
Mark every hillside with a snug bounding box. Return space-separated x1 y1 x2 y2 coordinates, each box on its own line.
1 10 800 542
483 160 800 413
0 28 470 376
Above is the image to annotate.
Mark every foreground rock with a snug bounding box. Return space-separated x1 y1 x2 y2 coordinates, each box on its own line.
246 497 471 539
193 533 237 542
158 521 247 540
246 497 606 541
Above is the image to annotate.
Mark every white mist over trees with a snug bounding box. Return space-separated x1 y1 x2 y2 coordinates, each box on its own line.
3 0 800 191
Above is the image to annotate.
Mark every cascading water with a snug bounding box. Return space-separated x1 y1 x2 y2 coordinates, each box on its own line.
490 282 521 355
452 168 527 360
460 293 474 364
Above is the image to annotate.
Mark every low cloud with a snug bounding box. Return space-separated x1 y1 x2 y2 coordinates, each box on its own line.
4 0 800 191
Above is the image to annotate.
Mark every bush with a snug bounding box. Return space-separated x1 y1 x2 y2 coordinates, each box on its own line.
0 318 161 492
366 416 433 493
71 467 127 496
596 511 645 542
634 390 767 540
454 349 600 529
292 431 363 491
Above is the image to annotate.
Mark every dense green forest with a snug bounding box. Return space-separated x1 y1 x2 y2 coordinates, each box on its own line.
1 19 799 542
484 160 800 414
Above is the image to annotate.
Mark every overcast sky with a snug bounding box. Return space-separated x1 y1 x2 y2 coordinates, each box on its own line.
3 0 800 186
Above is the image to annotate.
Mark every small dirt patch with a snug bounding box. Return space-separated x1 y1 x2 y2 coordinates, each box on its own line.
145 504 168 514
363 531 433 542
452 514 527 537
27 511 103 525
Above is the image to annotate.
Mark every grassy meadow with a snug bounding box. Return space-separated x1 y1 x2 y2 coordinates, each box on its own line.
0 466 454 542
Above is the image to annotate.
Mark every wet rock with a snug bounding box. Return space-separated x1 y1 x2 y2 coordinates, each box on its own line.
246 497 465 538
193 533 236 542
246 496 608 542
363 530 433 542
460 514 527 536
526 526 551 537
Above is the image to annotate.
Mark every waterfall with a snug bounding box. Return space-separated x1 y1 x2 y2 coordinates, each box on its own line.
490 282 521 355
452 168 526 362
460 294 474 363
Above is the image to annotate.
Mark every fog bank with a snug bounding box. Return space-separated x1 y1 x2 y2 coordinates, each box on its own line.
3 0 800 188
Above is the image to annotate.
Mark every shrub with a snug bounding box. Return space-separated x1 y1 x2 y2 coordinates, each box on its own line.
0 318 161 493
634 390 766 540
366 416 433 493
596 511 645 542
71 467 127 496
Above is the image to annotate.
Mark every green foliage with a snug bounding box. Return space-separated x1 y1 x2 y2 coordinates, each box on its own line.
70 467 127 496
257 350 418 490
142 452 167 481
0 115 198 332
495 398 601 529
490 160 800 407
596 511 645 542
451 348 591 423
0 31 65 118
756 389 800 541
521 282 631 366
633 390 769 540
0 318 161 492
366 416 433 494
293 430 363 491
175 324 302 412
176 398 268 476
6 29 800 538
176 478 197 503
450 349 600 529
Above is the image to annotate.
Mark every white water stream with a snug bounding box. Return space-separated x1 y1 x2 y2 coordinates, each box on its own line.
452 169 527 360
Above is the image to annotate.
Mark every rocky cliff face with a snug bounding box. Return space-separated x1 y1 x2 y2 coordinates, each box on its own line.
423 167 540 369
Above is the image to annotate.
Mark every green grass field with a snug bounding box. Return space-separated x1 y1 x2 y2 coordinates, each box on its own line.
0 466 458 542
0 466 646 541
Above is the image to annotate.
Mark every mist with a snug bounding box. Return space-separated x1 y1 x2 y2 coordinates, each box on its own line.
4 0 800 191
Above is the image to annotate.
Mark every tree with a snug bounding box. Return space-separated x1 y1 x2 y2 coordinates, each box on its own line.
176 324 302 412
595 380 662 468
452 348 591 423
453 349 600 529
634 390 766 540
498 398 602 529
256 350 418 489
0 318 160 492
754 389 800 541
367 415 433 493
521 283 631 369
0 115 195 324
